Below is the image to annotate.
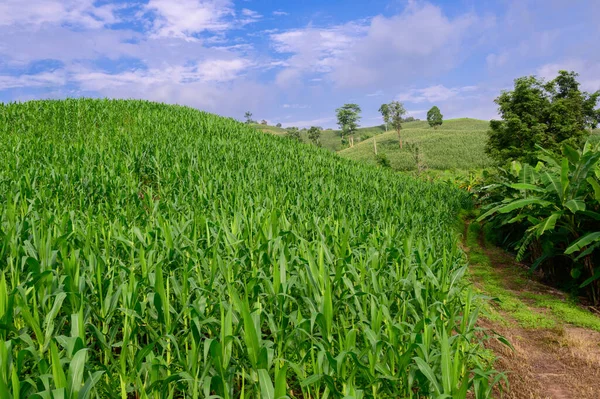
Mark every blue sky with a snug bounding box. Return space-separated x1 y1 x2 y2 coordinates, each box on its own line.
1 0 599 128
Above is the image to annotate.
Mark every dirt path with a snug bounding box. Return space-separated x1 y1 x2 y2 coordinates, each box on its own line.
464 224 600 399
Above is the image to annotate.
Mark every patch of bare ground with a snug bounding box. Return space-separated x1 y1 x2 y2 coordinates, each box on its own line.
484 318 600 399
465 224 600 398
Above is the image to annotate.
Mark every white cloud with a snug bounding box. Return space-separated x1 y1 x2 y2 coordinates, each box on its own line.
273 11 289 17
486 52 509 69
270 22 366 87
72 57 252 91
537 60 600 92
282 116 335 128
397 85 479 103
282 104 311 109
0 70 67 90
270 2 482 88
146 0 234 39
0 0 120 28
367 90 384 97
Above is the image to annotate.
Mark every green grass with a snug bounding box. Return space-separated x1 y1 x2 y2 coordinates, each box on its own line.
251 123 288 135
0 99 498 398
466 220 600 332
339 119 492 171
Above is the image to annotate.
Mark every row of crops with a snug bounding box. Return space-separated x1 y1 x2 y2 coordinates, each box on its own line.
0 99 497 398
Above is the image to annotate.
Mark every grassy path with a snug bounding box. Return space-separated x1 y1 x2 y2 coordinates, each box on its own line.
464 221 600 398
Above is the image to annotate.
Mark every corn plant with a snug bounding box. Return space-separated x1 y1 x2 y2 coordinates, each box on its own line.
0 99 498 398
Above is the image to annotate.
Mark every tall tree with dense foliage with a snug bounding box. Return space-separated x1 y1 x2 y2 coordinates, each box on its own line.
427 106 443 129
307 126 321 146
486 70 600 164
378 103 390 131
336 103 361 147
388 101 407 148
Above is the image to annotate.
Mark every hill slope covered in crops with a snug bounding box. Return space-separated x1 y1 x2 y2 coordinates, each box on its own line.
0 99 496 397
338 118 493 171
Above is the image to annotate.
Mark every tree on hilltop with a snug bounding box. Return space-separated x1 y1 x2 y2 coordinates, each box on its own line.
427 106 443 129
378 103 390 131
244 111 253 124
336 104 361 147
307 126 321 146
388 101 407 148
286 127 302 142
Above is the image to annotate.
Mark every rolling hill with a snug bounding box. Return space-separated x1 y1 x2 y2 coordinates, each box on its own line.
255 118 493 171
339 118 493 171
0 99 494 397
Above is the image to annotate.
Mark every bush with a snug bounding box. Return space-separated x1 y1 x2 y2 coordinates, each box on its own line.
375 153 391 168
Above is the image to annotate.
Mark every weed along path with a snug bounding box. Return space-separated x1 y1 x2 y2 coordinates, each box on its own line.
463 221 600 399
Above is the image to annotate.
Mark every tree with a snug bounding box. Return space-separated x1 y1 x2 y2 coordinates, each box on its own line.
244 111 253 124
260 120 268 125
378 103 390 131
426 106 443 128
336 104 361 147
286 127 302 142
276 123 282 128
307 126 321 146
388 101 407 148
486 70 600 164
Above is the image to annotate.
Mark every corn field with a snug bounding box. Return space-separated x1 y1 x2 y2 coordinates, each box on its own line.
0 99 498 398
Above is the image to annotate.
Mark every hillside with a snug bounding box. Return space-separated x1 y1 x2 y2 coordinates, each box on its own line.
0 99 495 397
257 119 492 171
251 123 288 135
339 118 492 171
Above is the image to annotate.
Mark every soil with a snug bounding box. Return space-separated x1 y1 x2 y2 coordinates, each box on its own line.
468 234 600 398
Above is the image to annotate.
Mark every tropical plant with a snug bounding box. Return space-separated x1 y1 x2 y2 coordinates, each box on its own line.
478 141 600 304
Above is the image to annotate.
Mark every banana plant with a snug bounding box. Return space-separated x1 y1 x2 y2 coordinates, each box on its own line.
478 141 600 304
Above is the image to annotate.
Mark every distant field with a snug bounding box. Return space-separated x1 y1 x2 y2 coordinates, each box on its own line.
339 118 493 171
251 123 287 135
255 119 493 171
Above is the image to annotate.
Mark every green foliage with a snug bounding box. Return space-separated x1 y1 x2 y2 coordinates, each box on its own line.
375 152 390 168
388 101 407 148
335 103 361 140
427 106 443 129
477 141 600 304
244 111 254 124
307 126 321 146
0 99 498 398
339 119 492 171
378 103 390 131
285 126 302 142
486 70 600 165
